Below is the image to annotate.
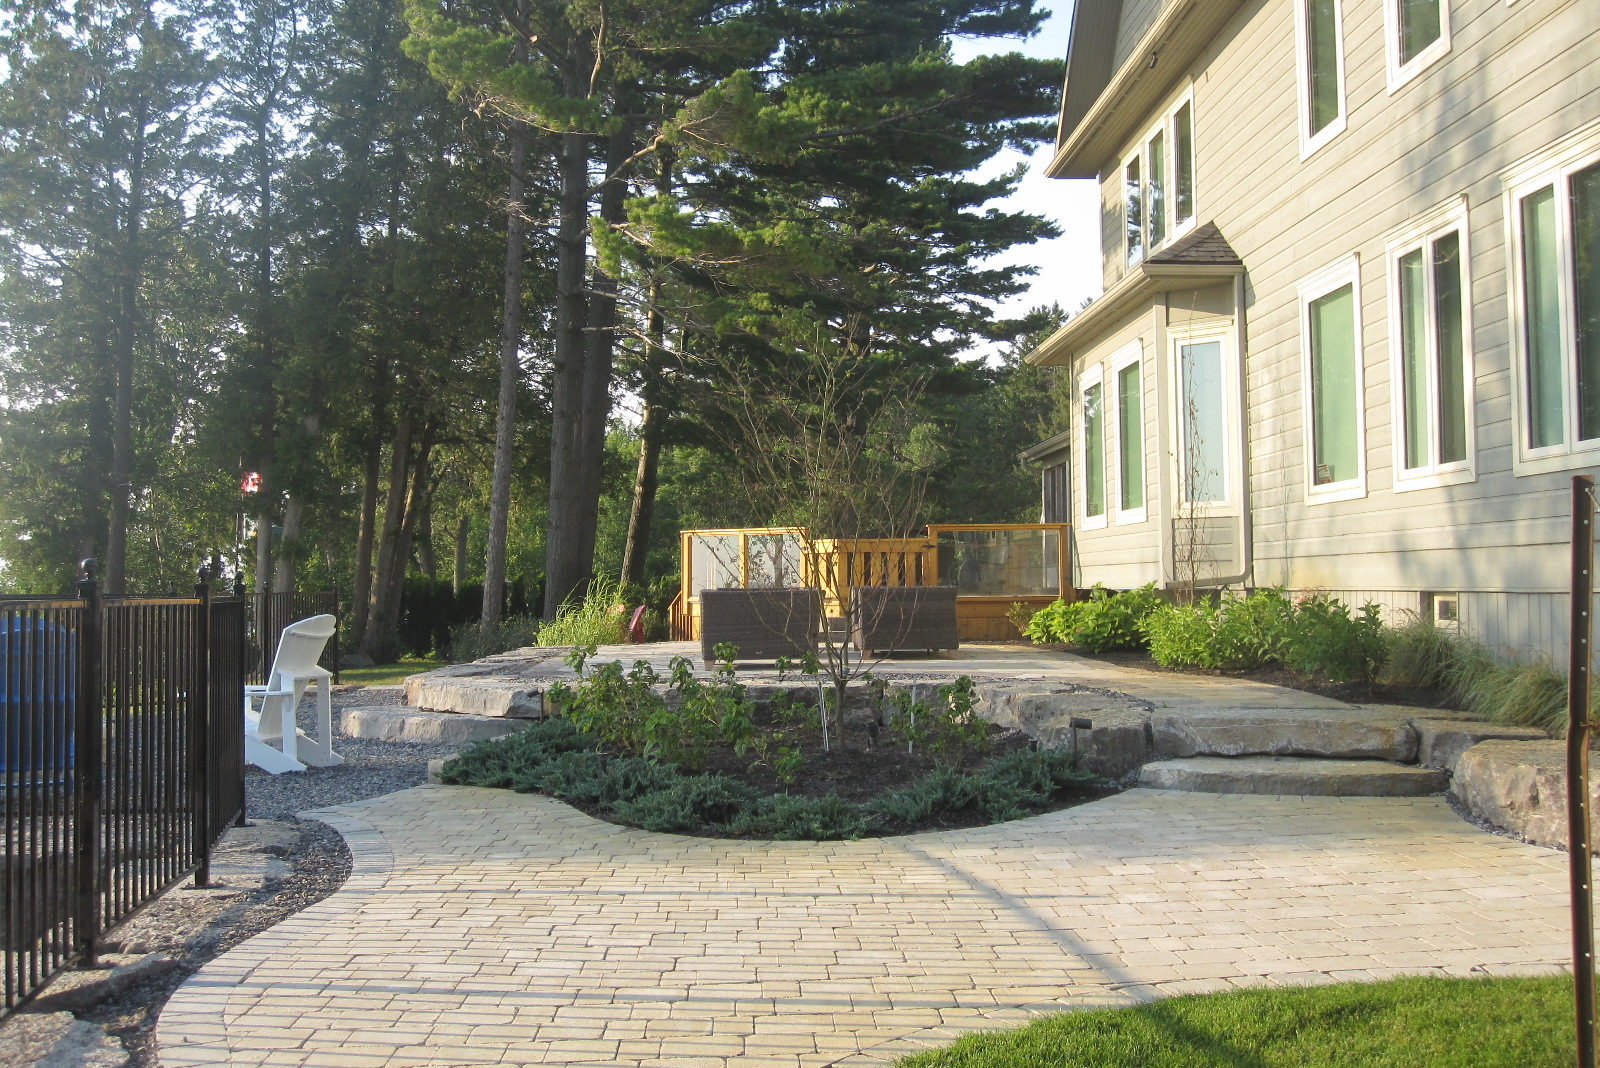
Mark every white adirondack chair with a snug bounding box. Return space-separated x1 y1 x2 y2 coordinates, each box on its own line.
244 613 344 774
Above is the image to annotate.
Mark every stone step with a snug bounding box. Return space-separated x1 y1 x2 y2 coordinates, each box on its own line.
1138 756 1448 797
341 707 532 745
1150 708 1419 762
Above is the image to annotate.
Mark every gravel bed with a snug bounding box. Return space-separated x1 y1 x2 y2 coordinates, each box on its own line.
246 685 465 820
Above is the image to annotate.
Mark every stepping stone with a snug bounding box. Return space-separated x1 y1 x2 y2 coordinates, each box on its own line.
1150 707 1418 762
341 707 531 745
1138 756 1447 796
1410 717 1548 773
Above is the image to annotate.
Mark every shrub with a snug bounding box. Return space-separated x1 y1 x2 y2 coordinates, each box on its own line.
1279 594 1385 682
609 775 757 833
1381 615 1467 691
1142 600 1224 669
537 574 628 647
1025 585 1164 652
728 794 873 840
446 614 543 663
1023 598 1084 643
1143 590 1295 671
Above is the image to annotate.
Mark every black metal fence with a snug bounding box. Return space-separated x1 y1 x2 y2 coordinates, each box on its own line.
245 590 339 686
2 563 245 1016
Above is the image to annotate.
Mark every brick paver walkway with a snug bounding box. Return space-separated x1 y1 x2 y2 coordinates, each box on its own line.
158 784 1571 1067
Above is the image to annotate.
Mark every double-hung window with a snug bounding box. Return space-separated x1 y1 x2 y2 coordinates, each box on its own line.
1299 257 1366 501
1123 95 1197 267
1080 368 1107 528
1383 0 1449 91
1386 202 1473 488
1506 126 1600 471
1295 0 1347 157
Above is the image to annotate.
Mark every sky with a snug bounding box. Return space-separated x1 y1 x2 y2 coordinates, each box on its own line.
950 4 1103 329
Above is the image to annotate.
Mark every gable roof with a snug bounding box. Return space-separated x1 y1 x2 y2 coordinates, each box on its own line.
1145 222 1241 266
1047 0 1248 178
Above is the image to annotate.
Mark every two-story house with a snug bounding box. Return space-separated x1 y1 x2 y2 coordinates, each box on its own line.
1026 0 1599 659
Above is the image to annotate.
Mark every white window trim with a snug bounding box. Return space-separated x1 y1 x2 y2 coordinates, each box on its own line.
1078 364 1108 530
1383 0 1450 93
1504 119 1600 475
1169 327 1242 517
1383 196 1475 491
1294 0 1348 159
1121 148 1144 269
1112 342 1149 526
1298 255 1368 504
1120 89 1198 267
1170 95 1198 237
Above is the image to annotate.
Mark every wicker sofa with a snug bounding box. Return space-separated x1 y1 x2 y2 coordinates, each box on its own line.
699 587 823 667
850 585 959 656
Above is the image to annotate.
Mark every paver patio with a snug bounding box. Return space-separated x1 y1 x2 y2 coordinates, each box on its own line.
157 781 1573 1067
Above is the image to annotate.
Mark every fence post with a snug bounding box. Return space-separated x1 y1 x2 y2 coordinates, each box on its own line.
233 572 248 827
192 566 212 888
73 559 102 970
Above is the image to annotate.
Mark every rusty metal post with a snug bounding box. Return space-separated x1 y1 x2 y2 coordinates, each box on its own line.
1570 474 1597 1068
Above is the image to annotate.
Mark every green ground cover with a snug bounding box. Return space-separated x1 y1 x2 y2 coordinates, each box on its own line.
897 974 1571 1067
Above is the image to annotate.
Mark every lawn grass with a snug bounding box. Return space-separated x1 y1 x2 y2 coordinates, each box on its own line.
896 974 1571 1067
338 656 445 688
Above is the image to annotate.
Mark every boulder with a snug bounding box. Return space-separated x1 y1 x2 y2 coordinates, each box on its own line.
1150 707 1418 762
1453 740 1600 848
1139 756 1447 796
342 707 531 745
404 663 546 718
1411 718 1548 773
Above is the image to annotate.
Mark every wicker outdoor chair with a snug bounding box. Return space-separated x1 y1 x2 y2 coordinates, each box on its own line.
850 585 959 656
699 587 823 668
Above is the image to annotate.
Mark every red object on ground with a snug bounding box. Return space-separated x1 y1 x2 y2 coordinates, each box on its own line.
627 605 647 643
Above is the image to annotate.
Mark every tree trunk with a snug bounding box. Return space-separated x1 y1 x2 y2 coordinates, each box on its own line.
106 91 148 594
272 493 304 593
542 114 594 620
622 289 668 587
481 110 530 628
351 440 380 641
453 514 470 594
360 413 413 660
415 498 436 580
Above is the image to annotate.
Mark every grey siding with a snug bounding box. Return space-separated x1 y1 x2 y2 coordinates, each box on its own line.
1062 0 1600 658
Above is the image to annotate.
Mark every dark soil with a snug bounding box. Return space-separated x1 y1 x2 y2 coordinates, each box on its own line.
1050 645 1464 710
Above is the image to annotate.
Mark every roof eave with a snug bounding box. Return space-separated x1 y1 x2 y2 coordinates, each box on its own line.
1047 0 1246 180
1024 262 1242 368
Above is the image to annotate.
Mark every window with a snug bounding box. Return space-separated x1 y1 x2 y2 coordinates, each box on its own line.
1081 370 1107 527
1506 126 1600 471
1115 346 1146 522
1384 0 1449 90
1123 155 1143 267
1042 461 1069 523
1174 101 1195 228
1299 258 1366 500
1177 338 1228 504
1122 94 1196 266
1295 0 1346 156
1386 202 1472 488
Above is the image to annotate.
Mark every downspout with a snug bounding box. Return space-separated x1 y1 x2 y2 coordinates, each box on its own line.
1164 270 1254 594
